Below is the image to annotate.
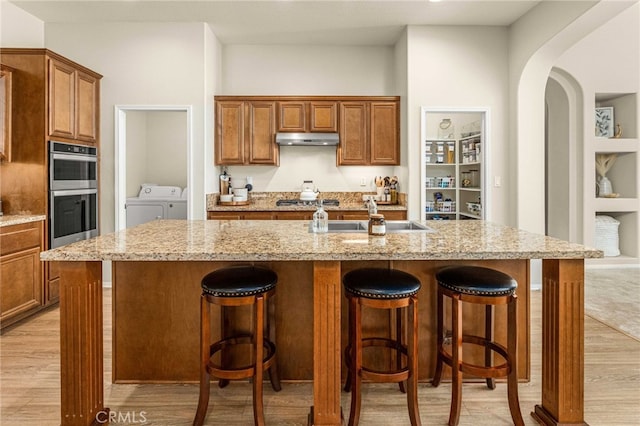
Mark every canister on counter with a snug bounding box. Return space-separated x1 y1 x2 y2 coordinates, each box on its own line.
368 214 386 236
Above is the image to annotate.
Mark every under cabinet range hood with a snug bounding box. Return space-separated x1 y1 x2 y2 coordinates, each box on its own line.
275 132 339 146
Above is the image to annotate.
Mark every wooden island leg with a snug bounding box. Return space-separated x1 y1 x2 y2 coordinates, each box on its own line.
532 259 587 425
59 261 106 426
310 261 342 425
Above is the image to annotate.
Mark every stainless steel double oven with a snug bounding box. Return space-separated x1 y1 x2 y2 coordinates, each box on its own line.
48 141 98 248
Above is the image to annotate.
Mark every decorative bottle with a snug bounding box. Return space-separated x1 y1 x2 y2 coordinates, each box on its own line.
312 201 328 233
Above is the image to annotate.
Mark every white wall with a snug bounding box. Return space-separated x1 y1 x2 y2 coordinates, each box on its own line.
125 110 188 198
219 44 400 194
125 111 147 198
405 25 510 222
0 1 44 47
44 22 212 228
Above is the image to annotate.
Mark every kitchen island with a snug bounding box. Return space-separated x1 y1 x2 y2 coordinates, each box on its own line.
40 219 601 426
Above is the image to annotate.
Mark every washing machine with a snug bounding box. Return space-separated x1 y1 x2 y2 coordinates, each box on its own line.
125 185 187 228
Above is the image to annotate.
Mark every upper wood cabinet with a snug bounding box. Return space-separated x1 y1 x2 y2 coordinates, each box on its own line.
216 95 399 166
0 64 13 162
49 58 99 144
215 100 278 165
277 101 338 133
338 100 399 165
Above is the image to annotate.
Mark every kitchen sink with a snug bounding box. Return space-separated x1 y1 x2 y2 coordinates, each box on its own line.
308 220 434 233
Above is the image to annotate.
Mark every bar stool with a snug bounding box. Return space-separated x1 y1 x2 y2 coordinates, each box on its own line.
343 267 422 426
432 265 523 426
193 265 281 426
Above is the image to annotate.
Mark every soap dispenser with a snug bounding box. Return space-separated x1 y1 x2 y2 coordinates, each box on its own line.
312 200 328 233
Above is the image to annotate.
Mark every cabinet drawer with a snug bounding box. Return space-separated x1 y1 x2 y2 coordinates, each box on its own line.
0 222 43 256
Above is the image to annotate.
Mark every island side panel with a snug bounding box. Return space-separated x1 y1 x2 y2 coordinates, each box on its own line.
312 261 342 425
112 261 316 382
59 261 105 426
533 258 586 426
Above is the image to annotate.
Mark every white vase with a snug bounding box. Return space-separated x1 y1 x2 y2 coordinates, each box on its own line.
597 175 613 197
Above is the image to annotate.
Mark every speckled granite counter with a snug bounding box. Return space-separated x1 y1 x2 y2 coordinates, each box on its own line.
0 214 46 227
43 219 600 426
40 219 601 262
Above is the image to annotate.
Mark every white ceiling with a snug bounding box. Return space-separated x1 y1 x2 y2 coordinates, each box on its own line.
9 0 541 45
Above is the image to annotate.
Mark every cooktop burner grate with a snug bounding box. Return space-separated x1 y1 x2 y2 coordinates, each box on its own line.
276 199 340 207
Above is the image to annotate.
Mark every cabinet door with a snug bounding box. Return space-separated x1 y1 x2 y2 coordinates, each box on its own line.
46 261 60 305
0 65 12 162
49 59 76 139
370 102 399 165
247 101 278 165
216 101 245 165
338 102 368 165
0 247 42 328
309 101 337 132
76 70 99 143
278 101 306 132
273 211 312 220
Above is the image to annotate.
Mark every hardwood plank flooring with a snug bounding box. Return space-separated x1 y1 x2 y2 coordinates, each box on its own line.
1 284 639 425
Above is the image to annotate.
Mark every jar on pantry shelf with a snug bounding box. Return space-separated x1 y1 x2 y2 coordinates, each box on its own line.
368 214 386 236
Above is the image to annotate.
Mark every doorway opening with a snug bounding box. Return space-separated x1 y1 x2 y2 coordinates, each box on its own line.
115 105 192 231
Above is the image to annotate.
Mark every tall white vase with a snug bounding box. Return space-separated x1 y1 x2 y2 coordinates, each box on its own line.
597 175 613 197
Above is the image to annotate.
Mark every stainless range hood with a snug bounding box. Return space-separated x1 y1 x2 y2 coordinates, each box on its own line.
275 132 339 146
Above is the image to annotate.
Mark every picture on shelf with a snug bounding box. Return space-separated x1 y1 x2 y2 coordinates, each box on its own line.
595 107 614 138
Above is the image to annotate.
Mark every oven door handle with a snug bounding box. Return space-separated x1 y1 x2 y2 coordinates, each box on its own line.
51 188 98 197
52 152 98 162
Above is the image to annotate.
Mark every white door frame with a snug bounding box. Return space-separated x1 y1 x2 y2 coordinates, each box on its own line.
419 106 492 221
114 105 193 231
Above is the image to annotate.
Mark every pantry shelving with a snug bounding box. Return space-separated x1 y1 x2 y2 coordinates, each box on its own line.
421 111 485 221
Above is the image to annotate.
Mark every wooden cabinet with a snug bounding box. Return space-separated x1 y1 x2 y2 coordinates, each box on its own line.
0 49 101 323
338 100 399 165
49 58 99 144
215 100 278 165
0 64 13 162
208 211 275 220
216 96 398 167
208 209 405 221
277 101 337 132
0 221 44 330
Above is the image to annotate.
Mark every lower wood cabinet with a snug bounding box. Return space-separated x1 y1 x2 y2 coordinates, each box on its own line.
0 221 45 330
208 210 406 221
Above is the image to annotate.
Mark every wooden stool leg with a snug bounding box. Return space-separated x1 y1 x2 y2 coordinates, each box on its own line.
253 294 266 426
348 296 363 426
432 288 444 387
507 295 524 426
397 307 407 394
344 295 354 392
449 294 463 426
266 295 282 392
485 304 496 390
407 297 421 426
218 305 230 389
193 295 211 426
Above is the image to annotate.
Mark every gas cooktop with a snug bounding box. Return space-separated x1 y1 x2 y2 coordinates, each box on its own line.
276 199 340 207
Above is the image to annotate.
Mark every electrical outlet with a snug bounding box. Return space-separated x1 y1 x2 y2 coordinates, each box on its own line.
360 177 367 186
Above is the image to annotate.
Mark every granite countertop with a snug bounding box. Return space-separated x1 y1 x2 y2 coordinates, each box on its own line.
206 191 407 212
40 219 603 262
0 214 46 227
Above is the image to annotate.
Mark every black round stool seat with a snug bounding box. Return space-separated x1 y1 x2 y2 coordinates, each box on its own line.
436 265 517 297
201 265 277 297
343 268 421 299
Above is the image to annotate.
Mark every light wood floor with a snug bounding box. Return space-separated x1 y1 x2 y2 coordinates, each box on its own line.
1 277 639 425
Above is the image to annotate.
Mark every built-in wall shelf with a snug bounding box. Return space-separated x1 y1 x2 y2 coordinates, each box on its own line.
585 92 639 266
